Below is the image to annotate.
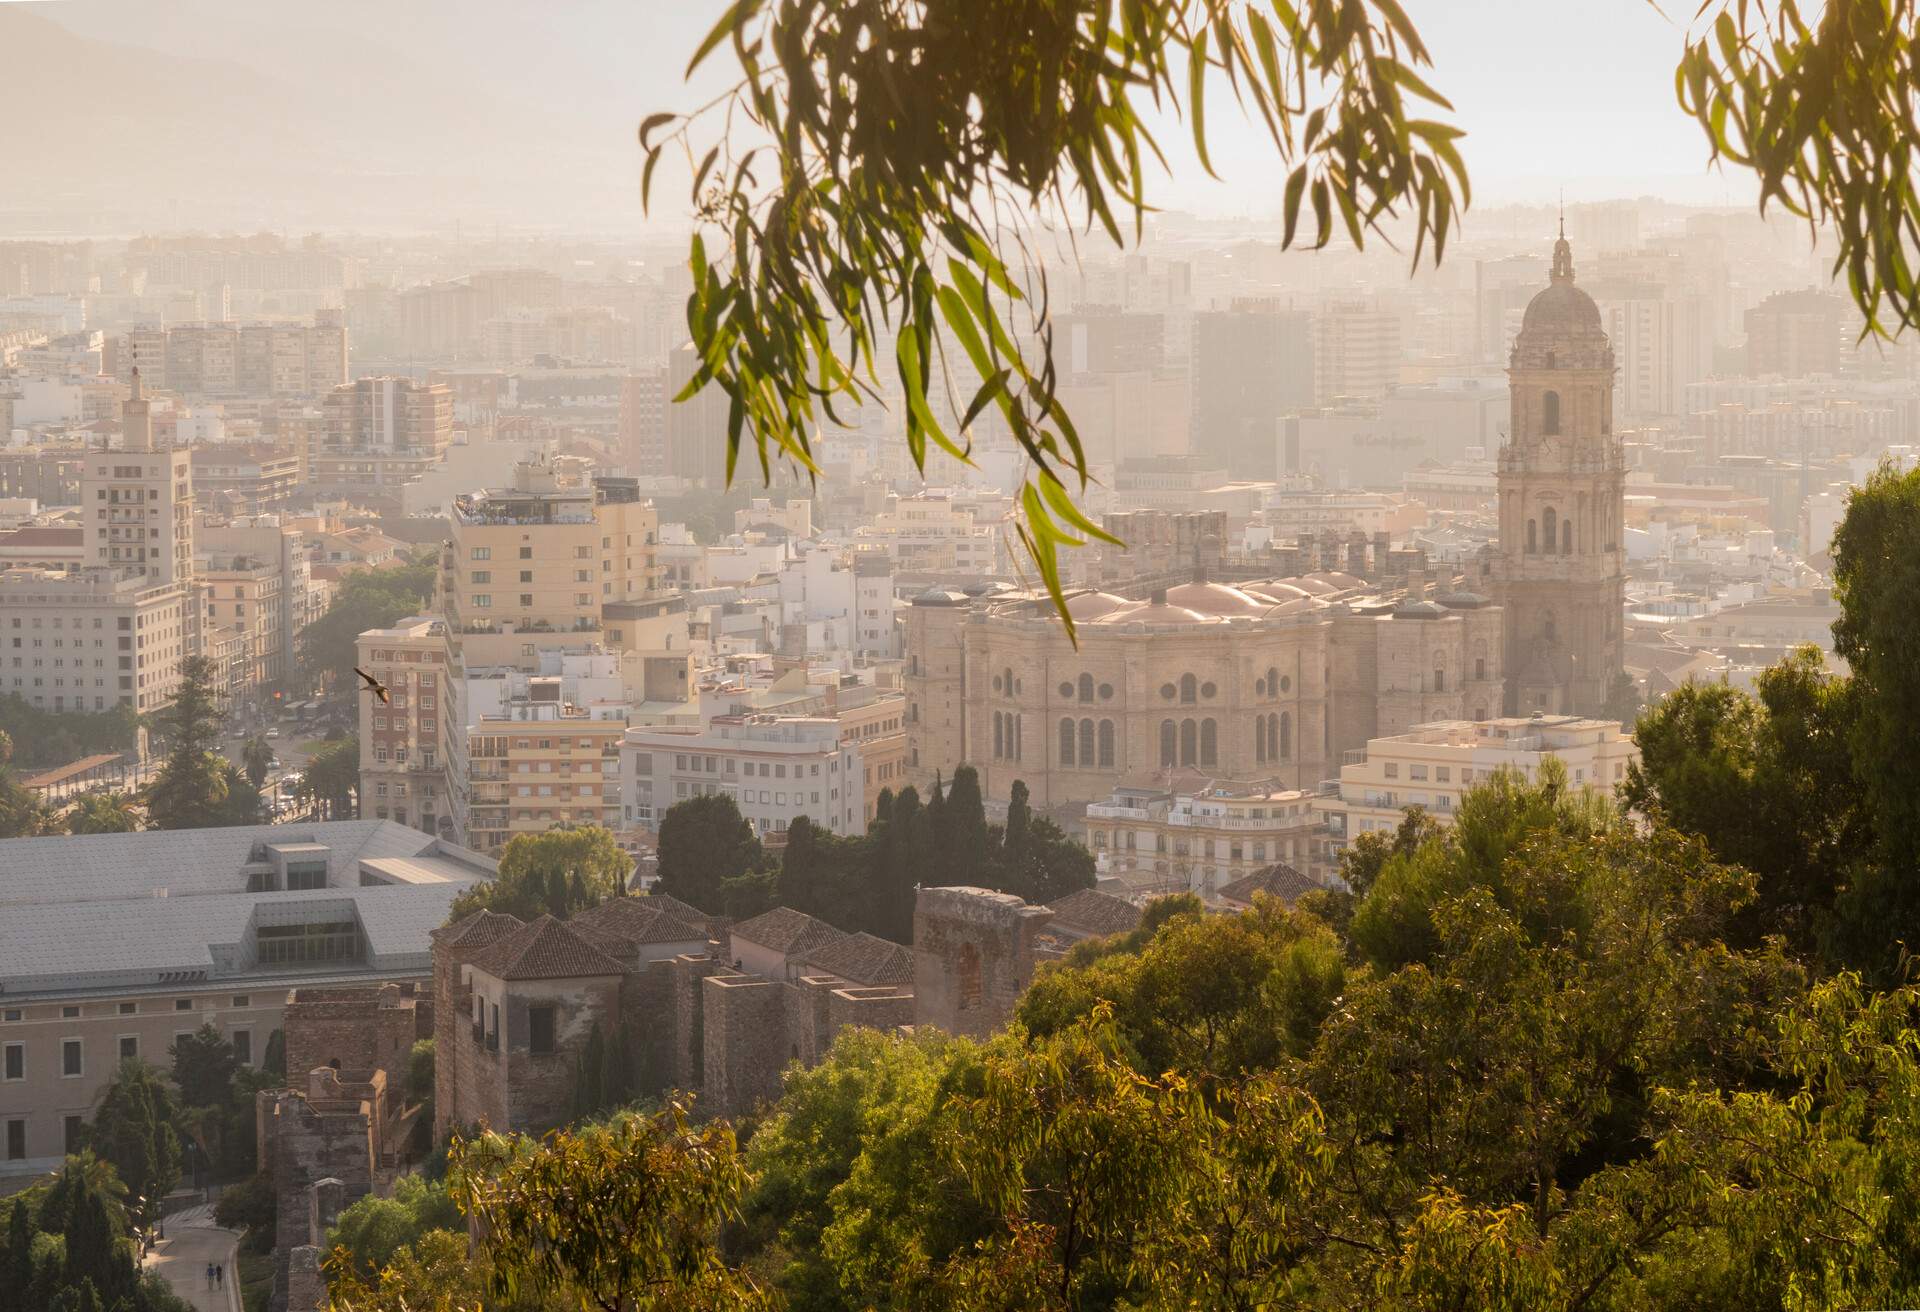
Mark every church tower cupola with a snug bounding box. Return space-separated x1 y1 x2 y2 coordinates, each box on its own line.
1493 230 1627 720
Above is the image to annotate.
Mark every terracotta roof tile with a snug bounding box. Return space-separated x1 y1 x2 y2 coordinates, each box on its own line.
798 932 915 987
1217 864 1318 906
1046 889 1142 937
468 915 626 980
730 906 845 958
571 897 707 946
432 909 525 947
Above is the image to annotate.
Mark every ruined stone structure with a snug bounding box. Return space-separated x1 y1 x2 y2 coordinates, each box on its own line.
432 886 1076 1128
911 887 1055 1037
1495 228 1627 716
263 984 435 1312
260 1067 402 1312
283 982 427 1084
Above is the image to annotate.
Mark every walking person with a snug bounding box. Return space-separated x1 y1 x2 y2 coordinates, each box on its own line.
206 1263 214 1289
215 1264 224 1289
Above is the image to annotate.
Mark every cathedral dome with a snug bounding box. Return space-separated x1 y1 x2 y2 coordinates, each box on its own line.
1512 231 1612 369
1520 281 1603 336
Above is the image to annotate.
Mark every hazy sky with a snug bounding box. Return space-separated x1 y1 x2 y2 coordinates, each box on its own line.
12 0 1756 232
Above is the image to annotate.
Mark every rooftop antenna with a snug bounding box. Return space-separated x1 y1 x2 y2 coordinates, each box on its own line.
1558 188 1565 240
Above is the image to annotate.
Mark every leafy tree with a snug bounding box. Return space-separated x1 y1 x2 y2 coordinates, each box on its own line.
214 1172 276 1254
326 1175 461 1284
7 1196 33 1294
89 1061 180 1226
0 697 140 770
0 729 58 839
445 1107 775 1311
654 793 766 916
1600 670 1643 727
1626 648 1868 955
297 551 437 694
737 1028 992 1312
170 1025 237 1109
65 792 140 835
240 735 274 791
299 735 360 820
144 657 234 831
450 825 630 921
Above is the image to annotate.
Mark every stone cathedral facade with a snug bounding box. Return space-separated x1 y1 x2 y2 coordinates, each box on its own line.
1496 229 1627 716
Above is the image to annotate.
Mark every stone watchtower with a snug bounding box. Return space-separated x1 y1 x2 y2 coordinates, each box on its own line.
911 887 1053 1038
1494 224 1627 716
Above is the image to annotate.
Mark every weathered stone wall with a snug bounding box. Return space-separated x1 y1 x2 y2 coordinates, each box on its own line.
283 983 422 1089
433 940 497 1142
826 986 916 1041
701 974 786 1119
496 974 623 1136
912 886 1052 1038
662 954 723 1097
266 1075 376 1253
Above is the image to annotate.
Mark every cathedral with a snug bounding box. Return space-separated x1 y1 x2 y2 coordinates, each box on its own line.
1495 226 1628 716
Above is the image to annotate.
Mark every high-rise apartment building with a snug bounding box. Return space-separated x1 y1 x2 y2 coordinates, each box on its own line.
197 517 316 696
1192 300 1315 479
313 377 454 490
355 617 468 841
665 341 731 485
444 460 659 666
1745 289 1846 378
1314 300 1402 403
618 369 666 476
466 702 626 854
0 372 196 714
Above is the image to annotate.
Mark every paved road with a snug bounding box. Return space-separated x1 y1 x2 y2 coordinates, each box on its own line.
144 1213 241 1312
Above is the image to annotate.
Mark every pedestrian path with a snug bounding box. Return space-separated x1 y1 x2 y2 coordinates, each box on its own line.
144 1215 241 1312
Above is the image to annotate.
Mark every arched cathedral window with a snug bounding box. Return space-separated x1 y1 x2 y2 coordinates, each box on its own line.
1543 391 1561 435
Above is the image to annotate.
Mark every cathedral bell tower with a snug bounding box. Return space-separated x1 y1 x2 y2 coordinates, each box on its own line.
1495 224 1626 717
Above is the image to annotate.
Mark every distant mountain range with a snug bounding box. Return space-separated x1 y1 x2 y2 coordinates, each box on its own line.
0 0 729 234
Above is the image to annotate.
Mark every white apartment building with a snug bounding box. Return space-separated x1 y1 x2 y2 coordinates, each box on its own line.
1084 775 1327 898
1316 715 1640 859
0 371 197 715
776 545 896 660
621 716 864 838
855 492 1001 575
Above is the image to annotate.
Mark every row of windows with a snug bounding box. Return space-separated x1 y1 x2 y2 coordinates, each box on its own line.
1057 718 1117 768
3 1029 254 1085
1159 718 1219 768
3 996 248 1023
991 711 1023 761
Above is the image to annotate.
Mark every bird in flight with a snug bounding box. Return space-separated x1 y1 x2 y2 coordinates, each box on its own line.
354 667 391 705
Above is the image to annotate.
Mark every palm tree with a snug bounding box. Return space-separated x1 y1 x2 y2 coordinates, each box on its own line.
68 792 141 835
241 734 274 791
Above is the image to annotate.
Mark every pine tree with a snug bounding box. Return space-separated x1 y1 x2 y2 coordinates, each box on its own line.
144 657 232 831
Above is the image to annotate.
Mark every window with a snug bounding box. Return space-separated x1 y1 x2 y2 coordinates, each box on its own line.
1542 390 1561 435
62 1006 79 1019
1180 718 1197 767
1079 718 1095 766
119 1002 136 1016
1543 506 1558 554
1527 519 1537 553
1180 673 1197 704
1200 718 1218 766
62 1039 82 1078
1098 720 1115 767
5 1120 23 1162
1160 719 1176 767
471 570 491 584
518 547 533 559
120 1036 138 1061
2 1010 17 1023
528 1007 556 1055
1384 763 1399 779
2 1043 21 1081
471 547 491 560
1410 765 1428 781
232 1030 252 1066
175 998 193 1012
1059 718 1075 767
1078 673 1094 703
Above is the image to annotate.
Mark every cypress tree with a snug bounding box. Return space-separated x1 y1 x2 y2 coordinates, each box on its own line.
7 1196 33 1294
